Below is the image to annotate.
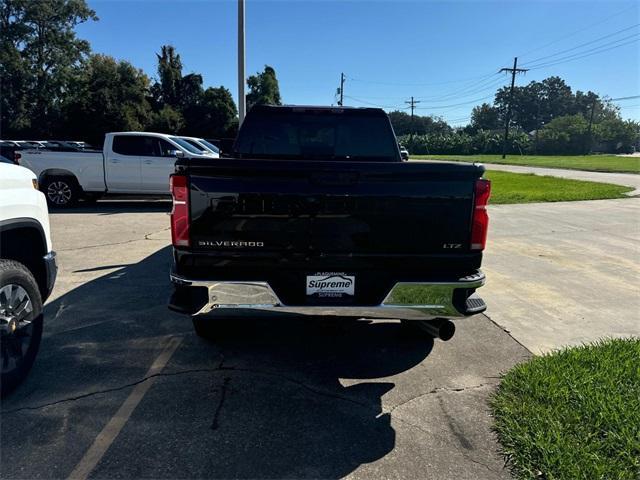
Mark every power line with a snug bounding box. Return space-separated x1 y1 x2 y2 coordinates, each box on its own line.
521 21 639 65
448 117 471 124
415 94 495 110
347 71 498 87
343 95 407 110
524 30 640 68
527 36 639 70
518 4 637 58
348 75 503 104
610 95 640 101
414 75 505 102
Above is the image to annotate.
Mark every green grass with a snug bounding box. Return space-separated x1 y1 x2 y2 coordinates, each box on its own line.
411 154 640 174
491 338 640 480
485 170 633 204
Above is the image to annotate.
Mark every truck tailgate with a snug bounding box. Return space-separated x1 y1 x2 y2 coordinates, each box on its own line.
182 158 483 256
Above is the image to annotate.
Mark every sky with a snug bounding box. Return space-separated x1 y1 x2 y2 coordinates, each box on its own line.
77 0 640 125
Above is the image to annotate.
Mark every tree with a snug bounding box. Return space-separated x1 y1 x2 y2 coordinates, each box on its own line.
0 0 31 135
150 44 237 136
148 105 184 134
246 65 281 110
595 118 640 154
492 77 615 134
155 45 183 108
183 86 238 138
1 0 97 137
470 103 500 131
388 110 452 136
62 54 152 145
388 111 413 136
537 114 589 154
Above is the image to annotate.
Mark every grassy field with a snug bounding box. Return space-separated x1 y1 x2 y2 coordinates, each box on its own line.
411 154 640 174
485 170 633 204
491 338 640 480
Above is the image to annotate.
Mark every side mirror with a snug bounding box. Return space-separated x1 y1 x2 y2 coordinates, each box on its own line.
167 149 185 158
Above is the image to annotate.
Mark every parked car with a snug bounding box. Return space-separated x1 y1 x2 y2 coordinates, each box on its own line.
0 163 57 396
168 105 491 341
36 140 94 152
14 141 46 149
399 145 409 161
18 132 217 207
179 136 220 157
0 141 21 162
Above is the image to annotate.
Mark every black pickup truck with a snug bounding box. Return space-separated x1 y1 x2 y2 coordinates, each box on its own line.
169 105 490 341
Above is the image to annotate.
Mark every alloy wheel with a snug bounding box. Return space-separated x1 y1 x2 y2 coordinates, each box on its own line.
0 284 34 375
47 181 72 205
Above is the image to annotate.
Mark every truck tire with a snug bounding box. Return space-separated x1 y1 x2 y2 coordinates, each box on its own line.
42 176 80 208
0 259 44 397
191 317 236 341
192 317 214 339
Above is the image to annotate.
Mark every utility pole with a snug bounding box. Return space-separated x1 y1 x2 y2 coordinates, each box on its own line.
500 57 528 159
586 97 597 155
237 0 246 125
337 73 345 106
405 96 421 138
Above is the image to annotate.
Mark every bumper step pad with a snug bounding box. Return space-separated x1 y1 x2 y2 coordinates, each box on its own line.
464 294 487 315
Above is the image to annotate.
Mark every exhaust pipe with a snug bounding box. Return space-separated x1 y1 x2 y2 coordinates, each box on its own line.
417 319 456 341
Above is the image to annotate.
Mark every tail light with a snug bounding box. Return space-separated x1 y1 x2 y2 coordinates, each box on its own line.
470 178 491 250
170 175 190 247
14 152 21 164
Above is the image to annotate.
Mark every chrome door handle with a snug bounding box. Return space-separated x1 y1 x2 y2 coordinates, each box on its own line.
143 160 153 164
111 159 120 163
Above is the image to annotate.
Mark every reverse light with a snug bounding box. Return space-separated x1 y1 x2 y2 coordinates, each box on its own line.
470 178 491 250
14 152 21 164
170 175 190 247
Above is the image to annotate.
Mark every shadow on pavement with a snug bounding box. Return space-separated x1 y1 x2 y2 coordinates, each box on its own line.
1 246 434 479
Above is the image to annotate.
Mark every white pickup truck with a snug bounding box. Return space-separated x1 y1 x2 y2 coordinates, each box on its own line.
1 163 57 395
18 132 216 207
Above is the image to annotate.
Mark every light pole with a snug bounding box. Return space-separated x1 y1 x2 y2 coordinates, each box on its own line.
238 0 246 125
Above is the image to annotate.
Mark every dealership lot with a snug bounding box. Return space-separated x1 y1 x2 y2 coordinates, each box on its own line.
1 201 529 480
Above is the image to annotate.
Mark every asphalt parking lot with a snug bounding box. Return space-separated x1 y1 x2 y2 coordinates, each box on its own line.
1 201 530 480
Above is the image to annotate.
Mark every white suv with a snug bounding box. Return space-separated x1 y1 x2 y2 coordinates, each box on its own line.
0 163 57 396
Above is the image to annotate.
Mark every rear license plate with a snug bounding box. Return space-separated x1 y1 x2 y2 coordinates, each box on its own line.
306 272 355 298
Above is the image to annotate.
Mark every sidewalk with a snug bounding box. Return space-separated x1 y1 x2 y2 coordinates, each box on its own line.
485 198 640 354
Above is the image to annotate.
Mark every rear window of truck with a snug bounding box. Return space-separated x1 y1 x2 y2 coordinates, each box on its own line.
234 109 400 161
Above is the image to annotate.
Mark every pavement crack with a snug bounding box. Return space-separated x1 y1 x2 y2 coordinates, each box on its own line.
384 382 496 415
1 362 366 415
217 365 370 408
210 377 231 431
458 450 501 475
0 368 219 415
482 311 533 355
58 238 145 252
144 226 171 240
57 227 169 252
386 399 502 477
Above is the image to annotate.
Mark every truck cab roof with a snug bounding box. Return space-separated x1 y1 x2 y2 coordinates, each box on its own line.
251 104 386 115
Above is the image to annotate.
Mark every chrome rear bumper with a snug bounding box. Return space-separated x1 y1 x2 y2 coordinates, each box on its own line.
169 271 486 319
